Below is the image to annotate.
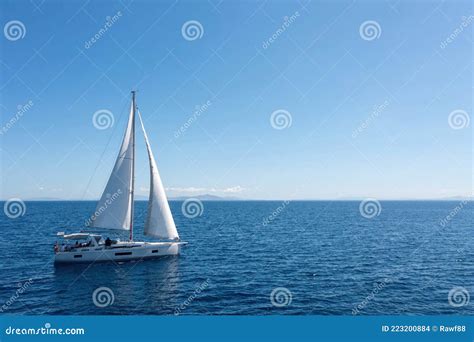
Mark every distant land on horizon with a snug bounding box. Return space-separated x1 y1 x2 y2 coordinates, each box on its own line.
2 194 472 201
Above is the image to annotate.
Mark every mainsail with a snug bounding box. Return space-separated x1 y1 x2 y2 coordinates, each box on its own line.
137 110 180 240
89 101 135 230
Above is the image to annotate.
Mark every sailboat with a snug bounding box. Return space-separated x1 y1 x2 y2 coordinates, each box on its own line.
54 91 187 264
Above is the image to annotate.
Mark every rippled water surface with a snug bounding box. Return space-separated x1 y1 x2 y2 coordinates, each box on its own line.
0 200 472 315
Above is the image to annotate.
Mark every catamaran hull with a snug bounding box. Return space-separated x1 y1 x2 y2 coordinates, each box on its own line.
54 242 186 264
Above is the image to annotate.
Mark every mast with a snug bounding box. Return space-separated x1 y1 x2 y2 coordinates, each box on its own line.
130 90 136 241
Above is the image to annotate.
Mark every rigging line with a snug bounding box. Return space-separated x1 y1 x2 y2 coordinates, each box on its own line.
80 98 130 201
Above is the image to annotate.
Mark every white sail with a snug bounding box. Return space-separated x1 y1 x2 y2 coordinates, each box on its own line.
89 102 135 230
137 110 179 240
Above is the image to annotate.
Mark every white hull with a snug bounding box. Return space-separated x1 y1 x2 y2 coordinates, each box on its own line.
54 241 186 264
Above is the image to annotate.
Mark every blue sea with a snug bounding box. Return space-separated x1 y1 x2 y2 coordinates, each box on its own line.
0 200 472 315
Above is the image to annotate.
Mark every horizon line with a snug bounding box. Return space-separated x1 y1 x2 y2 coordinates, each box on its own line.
1 197 472 202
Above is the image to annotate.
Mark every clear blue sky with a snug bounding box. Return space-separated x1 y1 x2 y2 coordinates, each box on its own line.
0 0 472 200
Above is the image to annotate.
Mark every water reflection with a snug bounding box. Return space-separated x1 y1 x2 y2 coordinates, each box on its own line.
53 256 180 314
